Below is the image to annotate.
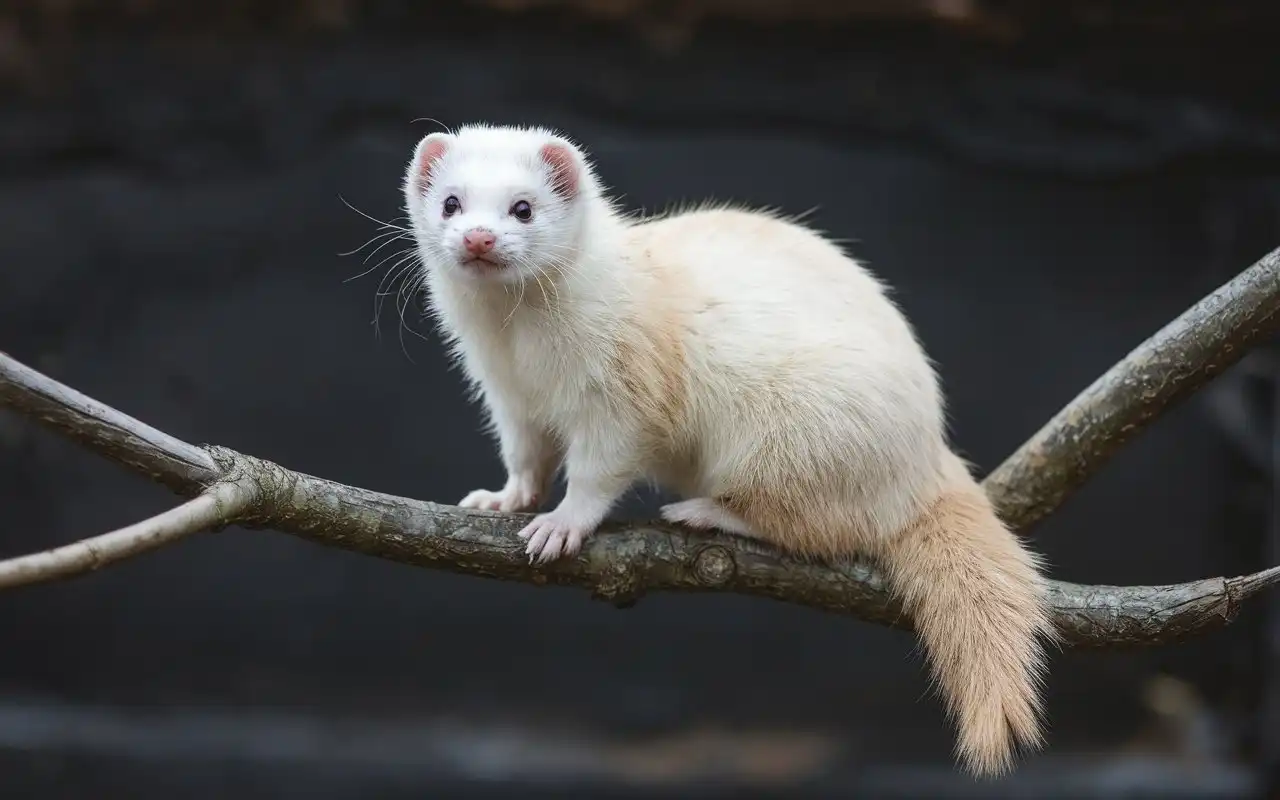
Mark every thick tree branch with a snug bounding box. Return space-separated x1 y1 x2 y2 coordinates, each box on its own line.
983 246 1280 532
2 344 1278 646
0 480 256 590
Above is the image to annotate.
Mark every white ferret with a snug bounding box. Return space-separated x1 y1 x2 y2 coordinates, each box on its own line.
401 123 1054 778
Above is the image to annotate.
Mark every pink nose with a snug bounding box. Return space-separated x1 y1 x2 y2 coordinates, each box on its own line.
463 229 496 256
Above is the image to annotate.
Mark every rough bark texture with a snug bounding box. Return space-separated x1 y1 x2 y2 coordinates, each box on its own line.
214 446 1280 647
2 345 1278 647
983 246 1280 532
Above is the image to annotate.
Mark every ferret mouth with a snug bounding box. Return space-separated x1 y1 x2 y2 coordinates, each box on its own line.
459 255 508 272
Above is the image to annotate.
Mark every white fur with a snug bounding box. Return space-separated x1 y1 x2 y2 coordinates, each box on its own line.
659 498 755 537
403 123 948 561
401 124 1053 778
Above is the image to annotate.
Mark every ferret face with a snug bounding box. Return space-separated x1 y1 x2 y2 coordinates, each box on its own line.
403 125 590 286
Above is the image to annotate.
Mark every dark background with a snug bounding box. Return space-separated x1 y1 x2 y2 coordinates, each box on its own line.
1 2 1278 797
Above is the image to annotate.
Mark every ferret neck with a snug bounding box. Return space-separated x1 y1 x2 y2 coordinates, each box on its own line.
531 202 628 309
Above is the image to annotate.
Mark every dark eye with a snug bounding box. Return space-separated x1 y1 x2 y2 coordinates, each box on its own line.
510 200 532 222
442 196 461 217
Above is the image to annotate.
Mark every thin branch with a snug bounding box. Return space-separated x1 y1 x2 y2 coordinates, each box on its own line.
0 480 256 590
983 246 1280 532
0 352 218 495
2 350 1278 646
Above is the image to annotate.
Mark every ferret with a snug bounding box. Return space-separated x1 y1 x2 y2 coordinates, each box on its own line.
400 123 1054 778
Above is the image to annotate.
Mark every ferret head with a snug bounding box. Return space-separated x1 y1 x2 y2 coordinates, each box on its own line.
403 124 598 285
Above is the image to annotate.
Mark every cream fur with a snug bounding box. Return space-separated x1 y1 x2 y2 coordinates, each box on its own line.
402 123 1055 777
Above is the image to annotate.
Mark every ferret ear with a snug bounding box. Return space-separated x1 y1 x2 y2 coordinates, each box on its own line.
410 132 451 190
539 140 581 199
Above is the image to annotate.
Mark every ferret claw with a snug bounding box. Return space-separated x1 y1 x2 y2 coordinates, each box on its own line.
518 512 588 564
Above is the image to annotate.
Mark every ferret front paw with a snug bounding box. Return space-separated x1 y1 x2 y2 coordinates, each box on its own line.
517 512 592 564
459 485 540 513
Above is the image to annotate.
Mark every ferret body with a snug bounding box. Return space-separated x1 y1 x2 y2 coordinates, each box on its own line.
402 123 1054 778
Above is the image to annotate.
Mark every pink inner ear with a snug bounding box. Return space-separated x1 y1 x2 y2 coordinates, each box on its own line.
415 136 449 188
540 142 580 198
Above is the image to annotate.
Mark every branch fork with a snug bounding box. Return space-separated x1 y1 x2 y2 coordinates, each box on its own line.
2 245 1279 648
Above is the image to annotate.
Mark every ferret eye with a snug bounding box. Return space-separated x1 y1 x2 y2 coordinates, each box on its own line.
442 196 461 217
510 200 533 222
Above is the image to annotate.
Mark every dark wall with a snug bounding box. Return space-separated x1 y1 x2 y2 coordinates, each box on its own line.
1 10 1277 798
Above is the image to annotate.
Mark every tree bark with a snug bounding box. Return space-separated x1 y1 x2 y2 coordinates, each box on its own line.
4 244 1280 645
984 246 1280 532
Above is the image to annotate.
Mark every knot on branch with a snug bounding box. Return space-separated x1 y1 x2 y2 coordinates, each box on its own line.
591 563 643 608
203 445 297 529
692 544 736 587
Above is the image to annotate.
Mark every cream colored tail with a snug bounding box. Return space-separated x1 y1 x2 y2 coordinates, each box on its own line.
877 477 1055 777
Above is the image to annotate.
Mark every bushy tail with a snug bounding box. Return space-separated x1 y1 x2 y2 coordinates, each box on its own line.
877 475 1055 778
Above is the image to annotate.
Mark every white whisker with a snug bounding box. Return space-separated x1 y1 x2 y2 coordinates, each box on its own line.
342 237 413 283
338 195 410 232
372 253 423 336
337 227 403 259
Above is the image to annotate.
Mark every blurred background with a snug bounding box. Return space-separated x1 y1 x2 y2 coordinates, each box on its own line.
1 1 1279 797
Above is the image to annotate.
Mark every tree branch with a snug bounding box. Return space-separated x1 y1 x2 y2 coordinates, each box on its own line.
0 480 256 590
2 345 1278 646
983 245 1280 532
0 353 218 495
